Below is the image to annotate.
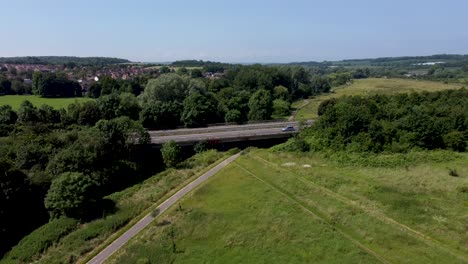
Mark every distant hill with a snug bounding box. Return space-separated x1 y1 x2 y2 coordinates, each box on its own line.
288 54 468 68
0 56 130 66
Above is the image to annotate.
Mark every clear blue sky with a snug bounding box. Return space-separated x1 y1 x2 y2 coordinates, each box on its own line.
1 0 467 63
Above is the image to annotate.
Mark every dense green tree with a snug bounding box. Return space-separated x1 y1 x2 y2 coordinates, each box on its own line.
273 85 289 100
224 109 243 123
161 141 181 168
0 77 12 95
0 159 44 255
310 75 331 94
176 67 189 75
139 74 189 104
98 94 121 120
44 172 98 219
99 76 120 95
233 65 275 91
181 92 220 127
37 104 61 123
32 72 81 97
248 89 273 121
272 99 291 117
443 131 466 152
159 66 171 74
190 68 203 78
32 71 43 95
118 93 141 120
17 100 38 123
0 105 17 124
87 82 102 98
78 101 101 126
139 101 182 129
11 80 30 95
188 79 207 94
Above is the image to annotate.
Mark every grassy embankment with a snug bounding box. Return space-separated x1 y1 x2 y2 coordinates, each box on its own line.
108 149 468 264
294 78 465 120
1 150 232 264
0 95 92 110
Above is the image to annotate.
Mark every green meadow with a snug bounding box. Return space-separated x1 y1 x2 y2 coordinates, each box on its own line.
108 149 468 264
0 95 92 110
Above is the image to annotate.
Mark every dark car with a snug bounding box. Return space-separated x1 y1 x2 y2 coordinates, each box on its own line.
282 126 295 132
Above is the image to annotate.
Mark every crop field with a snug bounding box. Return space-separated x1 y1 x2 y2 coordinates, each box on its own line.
0 95 92 110
295 78 465 120
108 149 468 264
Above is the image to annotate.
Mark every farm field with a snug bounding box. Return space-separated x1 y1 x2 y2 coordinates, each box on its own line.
0 95 92 110
295 78 465 120
108 149 468 264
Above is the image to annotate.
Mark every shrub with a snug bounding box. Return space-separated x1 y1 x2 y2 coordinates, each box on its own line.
193 141 208 153
44 172 99 219
161 141 181 168
270 136 310 152
457 185 468 193
448 168 459 177
443 131 466 152
4 218 78 263
302 90 468 153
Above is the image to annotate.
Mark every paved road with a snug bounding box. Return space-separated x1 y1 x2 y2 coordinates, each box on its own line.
150 126 298 145
87 153 241 264
148 121 298 137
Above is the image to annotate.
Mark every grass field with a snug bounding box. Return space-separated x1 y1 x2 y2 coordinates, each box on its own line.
295 78 465 120
108 149 468 264
0 95 92 110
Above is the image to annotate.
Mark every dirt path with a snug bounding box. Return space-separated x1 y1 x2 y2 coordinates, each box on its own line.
87 153 241 264
288 99 309 121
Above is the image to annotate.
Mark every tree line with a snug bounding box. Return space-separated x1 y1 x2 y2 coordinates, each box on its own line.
0 56 130 66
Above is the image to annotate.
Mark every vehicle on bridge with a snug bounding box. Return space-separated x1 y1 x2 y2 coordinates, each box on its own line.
282 125 295 132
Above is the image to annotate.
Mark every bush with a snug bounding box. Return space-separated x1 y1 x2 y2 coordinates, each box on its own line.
270 136 310 152
193 141 208 153
457 185 468 193
161 141 181 168
3 218 78 263
448 168 459 177
44 172 99 219
272 99 291 116
443 131 466 152
303 89 468 153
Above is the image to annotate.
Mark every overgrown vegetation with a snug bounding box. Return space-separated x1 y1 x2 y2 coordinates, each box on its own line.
302 89 467 153
1 150 228 264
